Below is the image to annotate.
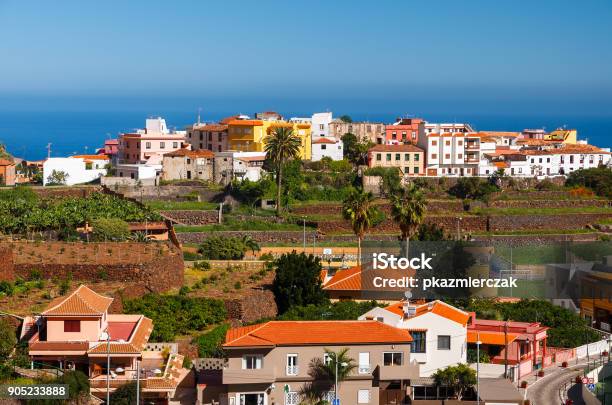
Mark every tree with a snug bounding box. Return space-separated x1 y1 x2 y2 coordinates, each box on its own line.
300 348 357 403
197 236 249 260
339 115 353 123
341 133 372 166
566 167 612 198
390 183 427 256
342 188 379 265
432 364 476 400
232 177 274 209
415 223 447 241
241 234 260 255
448 177 498 202
58 370 90 400
0 318 16 360
46 170 69 186
272 252 327 314
91 218 130 241
109 381 140 405
264 126 302 216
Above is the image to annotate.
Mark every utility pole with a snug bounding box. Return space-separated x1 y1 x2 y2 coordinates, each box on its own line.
504 321 509 378
46 143 52 159
477 333 481 405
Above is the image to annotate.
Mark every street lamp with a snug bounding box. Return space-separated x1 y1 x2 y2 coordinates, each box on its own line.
476 336 481 405
100 331 111 405
335 360 348 403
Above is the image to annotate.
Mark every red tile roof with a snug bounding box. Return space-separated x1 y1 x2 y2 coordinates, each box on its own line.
42 285 113 316
323 266 361 291
164 148 214 158
467 330 519 345
312 137 337 144
383 300 471 326
193 124 228 132
224 320 412 348
369 144 424 153
228 120 263 126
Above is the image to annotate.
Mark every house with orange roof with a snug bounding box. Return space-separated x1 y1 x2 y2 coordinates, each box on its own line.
27 285 190 402
359 300 470 376
312 136 343 161
213 320 419 405
161 147 215 181
367 144 425 176
186 123 229 153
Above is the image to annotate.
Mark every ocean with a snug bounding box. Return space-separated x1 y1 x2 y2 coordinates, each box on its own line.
0 110 610 161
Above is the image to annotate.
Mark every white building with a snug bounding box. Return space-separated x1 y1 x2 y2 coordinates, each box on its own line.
43 155 108 186
311 112 333 139
523 145 611 177
417 132 483 177
424 122 475 135
214 151 267 182
360 300 470 377
311 137 343 161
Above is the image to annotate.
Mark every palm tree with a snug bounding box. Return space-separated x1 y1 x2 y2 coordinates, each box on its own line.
264 126 302 217
299 348 356 403
390 183 427 257
241 234 260 255
342 188 378 265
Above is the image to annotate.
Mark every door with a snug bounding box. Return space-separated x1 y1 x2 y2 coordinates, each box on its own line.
239 393 264 405
379 390 405 405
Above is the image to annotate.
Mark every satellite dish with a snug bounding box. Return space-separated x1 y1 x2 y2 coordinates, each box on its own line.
404 291 412 299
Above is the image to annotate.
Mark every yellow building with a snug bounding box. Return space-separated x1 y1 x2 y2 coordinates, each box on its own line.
546 128 577 144
227 119 311 160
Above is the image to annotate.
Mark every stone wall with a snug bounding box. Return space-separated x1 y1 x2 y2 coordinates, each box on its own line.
2 241 183 293
31 186 101 199
224 288 278 323
488 213 612 232
110 184 223 202
178 231 317 244
160 210 219 225
489 199 610 209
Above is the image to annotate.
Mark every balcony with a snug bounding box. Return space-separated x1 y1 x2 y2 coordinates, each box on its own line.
358 364 371 374
286 365 299 376
464 142 480 150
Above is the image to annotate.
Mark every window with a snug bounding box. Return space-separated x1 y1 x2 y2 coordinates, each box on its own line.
405 167 410 174
432 140 437 146
173 142 178 148
445 140 450 146
145 142 151 149
358 389 371 403
242 355 263 369
404 153 410 161
414 167 419 174
458 154 463 159
160 142 165 149
376 153 381 161
285 392 299 405
319 124 324 130
431 154 437 159
411 331 426 353
458 140 463 146
186 158 191 164
386 154 391 161
445 154 450 159
383 352 403 366
414 154 419 161
395 153 400 161
321 145 327 150
64 320 80 332
412 131 416 139
323 353 332 365
358 352 370 373
287 354 298 375
438 335 451 350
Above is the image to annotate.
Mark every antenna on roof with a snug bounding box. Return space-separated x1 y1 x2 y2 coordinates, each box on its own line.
197 107 202 126
46 143 52 159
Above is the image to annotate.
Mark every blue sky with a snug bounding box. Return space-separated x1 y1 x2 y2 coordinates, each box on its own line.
1 0 612 115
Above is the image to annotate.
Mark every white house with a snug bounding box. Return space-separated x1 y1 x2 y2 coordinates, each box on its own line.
43 155 108 186
424 122 474 135
311 112 333 139
359 300 470 376
523 144 611 177
417 132 483 177
311 137 343 161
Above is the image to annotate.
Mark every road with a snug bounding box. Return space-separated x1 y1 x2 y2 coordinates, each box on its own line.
526 366 586 405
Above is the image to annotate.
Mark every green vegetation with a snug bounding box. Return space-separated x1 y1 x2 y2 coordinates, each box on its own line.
448 177 499 202
494 241 612 265
0 190 159 236
342 188 379 264
300 348 356 404
197 235 260 260
109 381 140 405
278 301 381 320
45 170 69 186
123 294 226 341
566 167 612 198
146 200 218 211
452 299 600 347
175 218 309 232
471 206 612 216
0 318 16 360
390 183 427 255
91 218 130 241
272 252 327 314
341 132 373 166
432 364 476 401
193 323 230 358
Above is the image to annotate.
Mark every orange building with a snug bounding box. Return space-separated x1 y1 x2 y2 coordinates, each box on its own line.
0 158 16 186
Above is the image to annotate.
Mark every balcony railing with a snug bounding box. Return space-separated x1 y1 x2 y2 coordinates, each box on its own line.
464 143 480 150
286 365 299 375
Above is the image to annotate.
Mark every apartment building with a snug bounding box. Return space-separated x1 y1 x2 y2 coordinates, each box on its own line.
161 148 214 181
424 122 474 135
217 320 419 405
329 121 386 144
367 144 425 176
118 117 187 164
360 300 470 377
227 119 312 160
27 285 188 402
384 118 425 145
417 132 482 177
186 123 228 152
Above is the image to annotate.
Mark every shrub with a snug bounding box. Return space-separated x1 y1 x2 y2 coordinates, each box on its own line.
29 269 42 281
197 236 248 260
234 281 242 290
91 218 130 242
449 177 498 201
58 370 90 400
0 318 17 359
193 260 211 270
109 381 139 405
193 324 230 358
566 167 612 198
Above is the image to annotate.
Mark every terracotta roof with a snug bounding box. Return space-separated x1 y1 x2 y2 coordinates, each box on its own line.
164 148 214 158
475 131 520 138
193 124 228 132
72 154 109 160
323 266 361 291
236 155 266 162
128 222 169 231
383 300 470 326
494 162 509 168
224 320 412 348
42 285 113 316
88 316 153 354
228 119 263 126
0 159 14 166
312 137 337 144
368 144 424 153
467 330 519 345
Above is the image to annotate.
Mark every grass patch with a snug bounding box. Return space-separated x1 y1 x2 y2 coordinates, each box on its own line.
146 200 219 211
498 279 546 298
495 245 566 265
261 240 359 247
175 218 314 232
471 206 612 216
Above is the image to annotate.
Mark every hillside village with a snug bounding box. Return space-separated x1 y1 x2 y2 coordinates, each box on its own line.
0 112 611 405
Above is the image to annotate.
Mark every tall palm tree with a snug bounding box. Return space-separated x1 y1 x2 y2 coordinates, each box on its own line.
299 348 356 403
342 188 378 265
264 126 302 217
390 182 427 257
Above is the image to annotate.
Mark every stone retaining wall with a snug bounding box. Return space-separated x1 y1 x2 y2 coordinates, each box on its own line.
489 199 610 209
160 210 219 225
224 288 278 323
0 246 14 281
178 230 317 244
112 184 223 202
31 186 101 199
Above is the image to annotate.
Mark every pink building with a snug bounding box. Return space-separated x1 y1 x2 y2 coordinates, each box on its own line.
118 117 188 164
27 285 189 402
384 118 424 144
98 139 119 158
